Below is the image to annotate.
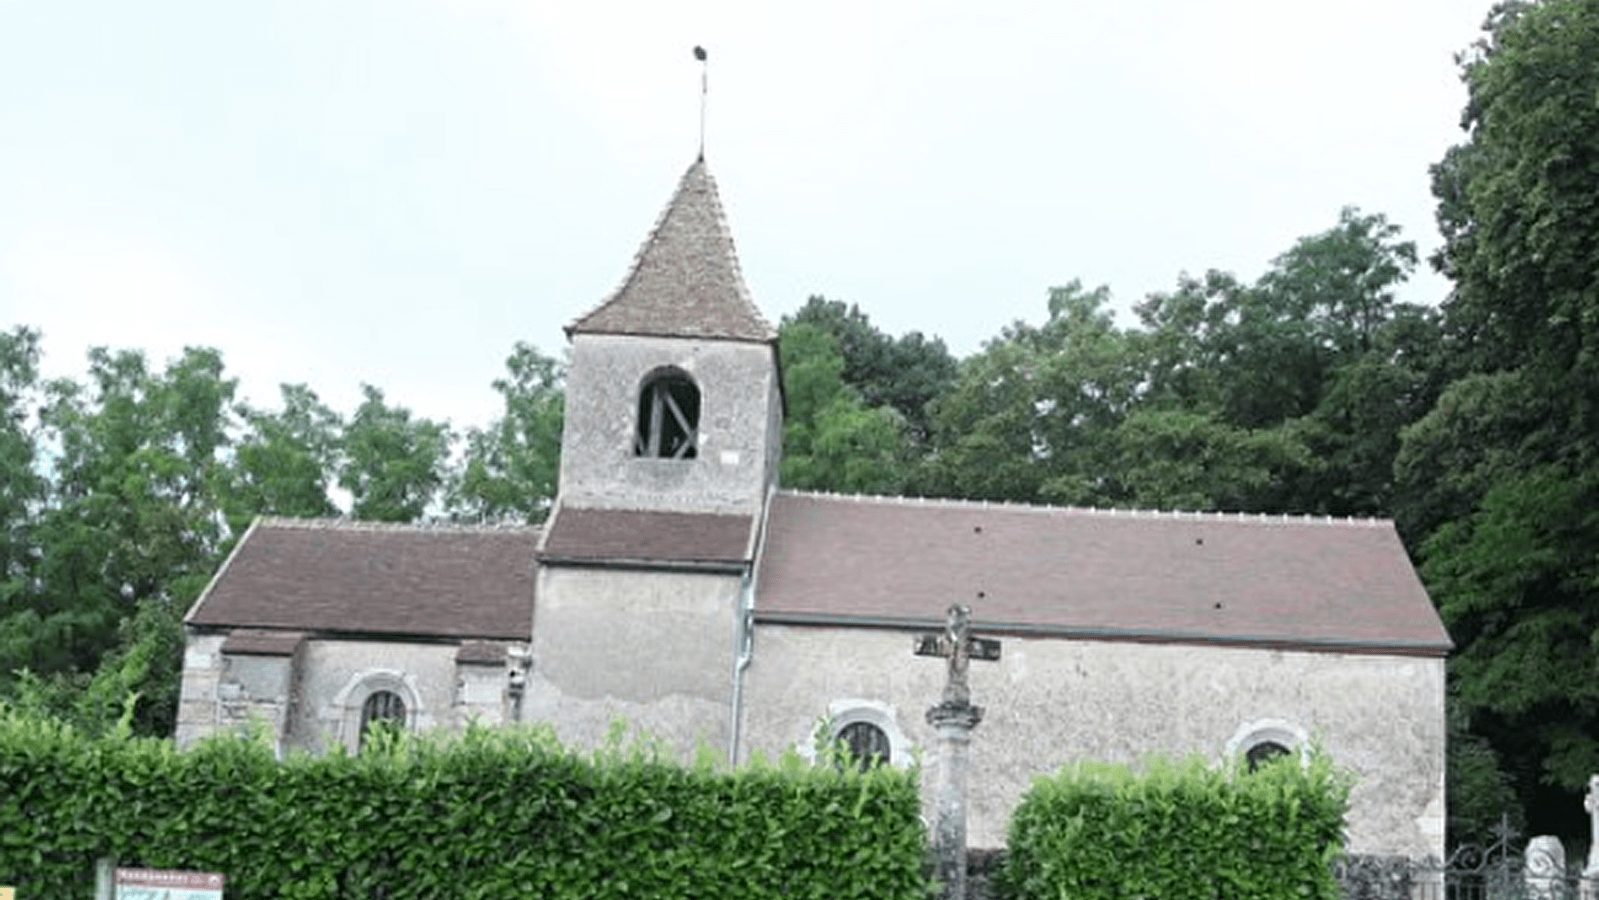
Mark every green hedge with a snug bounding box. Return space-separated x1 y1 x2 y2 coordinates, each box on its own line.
999 750 1352 900
0 711 928 899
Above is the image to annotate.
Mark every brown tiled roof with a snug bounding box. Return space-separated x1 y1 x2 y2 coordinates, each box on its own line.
186 518 537 640
754 492 1452 656
220 629 307 657
539 506 755 568
566 159 776 343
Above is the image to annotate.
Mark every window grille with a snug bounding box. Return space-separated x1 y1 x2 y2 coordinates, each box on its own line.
360 690 407 748
838 720 891 771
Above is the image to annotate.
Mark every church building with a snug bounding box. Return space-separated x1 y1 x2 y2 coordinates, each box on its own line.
177 158 1451 857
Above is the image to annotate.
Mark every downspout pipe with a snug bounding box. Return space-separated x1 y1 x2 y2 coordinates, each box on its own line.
728 484 776 764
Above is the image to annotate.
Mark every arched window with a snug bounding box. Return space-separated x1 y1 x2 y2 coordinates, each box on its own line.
635 370 699 459
1246 740 1291 772
1225 719 1307 773
837 721 892 771
359 690 407 748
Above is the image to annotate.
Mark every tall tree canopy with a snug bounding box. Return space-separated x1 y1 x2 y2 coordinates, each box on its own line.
0 336 522 736
339 384 454 524
785 297 957 448
1406 0 1599 839
448 342 565 523
913 209 1428 517
226 383 343 532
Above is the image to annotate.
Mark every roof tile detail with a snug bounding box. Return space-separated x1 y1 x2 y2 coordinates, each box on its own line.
567 159 776 342
753 492 1452 654
186 518 537 641
540 506 754 566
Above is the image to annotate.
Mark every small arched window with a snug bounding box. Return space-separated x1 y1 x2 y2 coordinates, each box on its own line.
1246 740 1291 772
837 721 891 771
360 690 407 748
1225 719 1307 773
635 370 699 459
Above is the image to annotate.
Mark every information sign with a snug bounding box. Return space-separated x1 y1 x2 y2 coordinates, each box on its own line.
0 885 13 900
114 868 224 900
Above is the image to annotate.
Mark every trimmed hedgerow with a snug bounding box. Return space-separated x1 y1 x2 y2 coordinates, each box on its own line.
0 711 928 900
998 750 1353 900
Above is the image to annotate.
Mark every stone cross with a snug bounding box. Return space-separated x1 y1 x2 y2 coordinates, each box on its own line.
915 603 1000 900
915 603 1002 708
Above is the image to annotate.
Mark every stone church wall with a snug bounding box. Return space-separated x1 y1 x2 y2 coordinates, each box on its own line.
288 640 461 753
177 632 526 754
526 566 742 756
176 632 299 752
559 334 782 516
738 623 1445 859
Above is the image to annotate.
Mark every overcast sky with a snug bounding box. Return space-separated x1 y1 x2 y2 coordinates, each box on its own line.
2 0 1488 433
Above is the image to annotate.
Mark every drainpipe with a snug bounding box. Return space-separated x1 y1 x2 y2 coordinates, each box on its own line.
728 484 776 764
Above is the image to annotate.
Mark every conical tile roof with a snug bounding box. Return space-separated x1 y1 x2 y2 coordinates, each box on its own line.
567 159 776 342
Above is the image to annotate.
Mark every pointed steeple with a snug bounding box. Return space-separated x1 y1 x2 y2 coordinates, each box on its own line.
567 159 776 343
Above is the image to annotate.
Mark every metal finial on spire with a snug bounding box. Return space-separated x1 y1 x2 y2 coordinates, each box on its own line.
693 45 708 161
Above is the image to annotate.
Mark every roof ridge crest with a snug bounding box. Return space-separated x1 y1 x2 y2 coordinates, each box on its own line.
776 491 1392 526
257 516 540 534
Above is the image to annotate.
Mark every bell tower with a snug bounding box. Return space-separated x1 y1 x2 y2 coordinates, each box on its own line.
528 160 781 757
554 159 783 517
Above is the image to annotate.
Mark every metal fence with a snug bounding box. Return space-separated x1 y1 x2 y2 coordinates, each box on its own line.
1335 819 1590 900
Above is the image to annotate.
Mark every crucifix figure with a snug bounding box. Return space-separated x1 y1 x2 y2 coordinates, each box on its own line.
943 604 973 705
915 602 1002 709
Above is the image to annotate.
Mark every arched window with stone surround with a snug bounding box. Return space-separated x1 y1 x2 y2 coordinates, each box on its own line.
359 689 407 749
1225 719 1308 772
814 700 912 772
838 720 892 771
635 368 700 460
1245 740 1291 772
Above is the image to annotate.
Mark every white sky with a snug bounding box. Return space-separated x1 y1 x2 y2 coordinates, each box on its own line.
1 0 1488 433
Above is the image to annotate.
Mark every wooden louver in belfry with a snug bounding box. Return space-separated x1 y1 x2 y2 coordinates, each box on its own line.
636 374 699 460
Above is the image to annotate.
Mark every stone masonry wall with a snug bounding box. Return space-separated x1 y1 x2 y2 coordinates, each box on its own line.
738 624 1445 858
558 334 781 517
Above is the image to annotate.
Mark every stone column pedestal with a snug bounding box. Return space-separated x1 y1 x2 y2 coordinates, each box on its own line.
927 701 983 900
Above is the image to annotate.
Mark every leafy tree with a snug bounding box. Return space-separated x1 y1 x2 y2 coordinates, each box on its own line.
1423 463 1599 834
1446 703 1523 845
225 383 342 533
1258 207 1420 360
777 322 905 494
1432 0 1599 402
1307 302 1445 518
1412 0 1599 838
0 328 46 624
449 342 565 523
3 346 237 734
1108 410 1314 513
786 297 957 446
340 384 452 523
1131 210 1428 517
1393 370 1555 543
918 282 1140 505
1132 270 1249 414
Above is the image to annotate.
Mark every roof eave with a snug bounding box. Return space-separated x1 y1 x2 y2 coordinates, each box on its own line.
539 554 749 574
183 516 263 626
751 611 1453 658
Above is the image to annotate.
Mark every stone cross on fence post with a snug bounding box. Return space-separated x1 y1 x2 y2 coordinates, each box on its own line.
915 603 1001 900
